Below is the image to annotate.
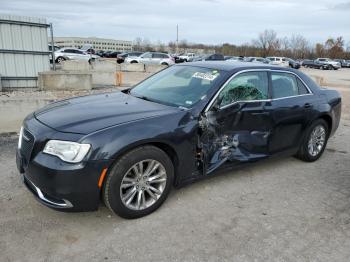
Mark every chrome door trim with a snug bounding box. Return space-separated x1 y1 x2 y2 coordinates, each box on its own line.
204 69 314 113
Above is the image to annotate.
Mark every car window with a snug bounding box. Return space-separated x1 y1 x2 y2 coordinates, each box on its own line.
152 53 163 58
296 78 310 95
64 49 75 53
271 72 299 99
219 71 269 107
141 53 152 58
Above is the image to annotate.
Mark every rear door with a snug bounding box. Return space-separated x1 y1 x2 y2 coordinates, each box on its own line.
152 53 163 64
267 71 314 153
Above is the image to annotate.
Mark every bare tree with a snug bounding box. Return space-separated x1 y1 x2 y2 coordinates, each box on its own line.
289 35 310 59
133 37 143 51
253 29 280 57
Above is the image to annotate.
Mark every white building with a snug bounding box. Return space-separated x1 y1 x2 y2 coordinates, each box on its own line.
53 37 133 52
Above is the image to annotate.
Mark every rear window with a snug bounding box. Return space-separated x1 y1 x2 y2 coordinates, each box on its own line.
271 72 309 98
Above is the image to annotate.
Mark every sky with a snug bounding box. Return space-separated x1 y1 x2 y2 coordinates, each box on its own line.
1 0 350 46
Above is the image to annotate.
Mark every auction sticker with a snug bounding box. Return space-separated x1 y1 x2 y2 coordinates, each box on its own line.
192 72 219 81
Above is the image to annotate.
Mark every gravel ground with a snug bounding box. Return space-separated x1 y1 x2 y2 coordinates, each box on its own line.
1 72 350 262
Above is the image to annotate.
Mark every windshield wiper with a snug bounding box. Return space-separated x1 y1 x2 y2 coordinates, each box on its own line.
132 94 155 103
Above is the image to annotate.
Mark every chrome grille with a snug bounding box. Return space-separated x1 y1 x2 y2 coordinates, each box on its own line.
20 128 35 167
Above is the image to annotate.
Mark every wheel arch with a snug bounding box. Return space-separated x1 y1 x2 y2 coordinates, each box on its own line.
105 140 180 187
318 114 332 135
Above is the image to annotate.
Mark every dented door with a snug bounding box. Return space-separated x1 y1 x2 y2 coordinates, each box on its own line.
198 71 272 174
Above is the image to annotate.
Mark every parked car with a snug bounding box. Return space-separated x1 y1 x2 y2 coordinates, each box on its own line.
48 44 61 63
303 58 341 70
178 53 196 62
117 52 143 64
102 51 113 57
334 59 350 68
17 62 341 219
266 57 289 67
314 58 341 70
125 52 175 66
54 48 99 64
285 58 301 69
245 57 270 64
227 56 244 62
192 53 225 61
301 59 314 67
172 54 186 63
106 51 122 58
95 50 105 57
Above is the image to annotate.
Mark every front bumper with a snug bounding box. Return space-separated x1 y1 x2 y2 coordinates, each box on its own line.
17 149 110 212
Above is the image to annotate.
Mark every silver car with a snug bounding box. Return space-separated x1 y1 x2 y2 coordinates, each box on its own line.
125 52 175 66
54 48 99 64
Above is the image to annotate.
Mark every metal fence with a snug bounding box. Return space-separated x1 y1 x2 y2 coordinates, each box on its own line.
0 14 50 90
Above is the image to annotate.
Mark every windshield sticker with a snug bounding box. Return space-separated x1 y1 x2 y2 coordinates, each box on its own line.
185 101 193 105
192 72 219 81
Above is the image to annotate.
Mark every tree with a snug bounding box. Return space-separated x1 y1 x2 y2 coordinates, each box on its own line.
289 35 310 59
253 29 280 57
133 37 143 51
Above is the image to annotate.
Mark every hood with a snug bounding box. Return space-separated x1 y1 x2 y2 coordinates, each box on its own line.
34 91 180 134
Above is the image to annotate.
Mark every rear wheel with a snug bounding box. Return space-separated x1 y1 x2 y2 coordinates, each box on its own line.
103 146 174 219
130 60 138 64
161 62 169 66
56 57 65 64
295 119 329 162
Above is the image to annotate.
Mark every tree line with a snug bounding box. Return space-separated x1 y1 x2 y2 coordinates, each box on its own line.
133 29 350 59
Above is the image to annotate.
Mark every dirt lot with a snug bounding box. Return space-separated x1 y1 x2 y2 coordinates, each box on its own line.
1 68 350 262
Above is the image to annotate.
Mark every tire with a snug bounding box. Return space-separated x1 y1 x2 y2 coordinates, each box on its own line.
161 62 169 66
103 145 174 219
130 60 138 64
295 119 329 162
56 57 65 64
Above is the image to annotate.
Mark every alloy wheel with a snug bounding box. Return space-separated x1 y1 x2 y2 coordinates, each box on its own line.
120 160 167 210
308 125 326 157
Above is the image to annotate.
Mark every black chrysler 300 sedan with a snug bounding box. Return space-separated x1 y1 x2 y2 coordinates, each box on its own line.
17 62 341 218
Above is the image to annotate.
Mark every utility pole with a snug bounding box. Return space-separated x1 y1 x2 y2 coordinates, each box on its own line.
176 24 179 54
50 23 56 71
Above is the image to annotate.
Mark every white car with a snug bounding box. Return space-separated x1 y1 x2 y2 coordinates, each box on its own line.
54 48 99 64
125 52 175 66
266 57 289 67
178 53 196 62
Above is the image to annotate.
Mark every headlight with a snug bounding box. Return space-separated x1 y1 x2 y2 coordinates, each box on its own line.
43 140 91 163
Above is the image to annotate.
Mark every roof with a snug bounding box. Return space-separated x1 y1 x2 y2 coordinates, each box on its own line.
181 61 285 72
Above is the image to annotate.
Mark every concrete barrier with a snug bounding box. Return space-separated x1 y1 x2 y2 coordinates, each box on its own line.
92 71 115 86
91 60 117 71
39 71 92 91
61 60 91 71
121 72 153 87
145 64 167 73
0 96 53 133
120 63 145 72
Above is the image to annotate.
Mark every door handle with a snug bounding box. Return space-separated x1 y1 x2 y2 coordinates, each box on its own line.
304 103 312 108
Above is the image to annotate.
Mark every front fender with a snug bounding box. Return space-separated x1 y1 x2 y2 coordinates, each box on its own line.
80 111 200 184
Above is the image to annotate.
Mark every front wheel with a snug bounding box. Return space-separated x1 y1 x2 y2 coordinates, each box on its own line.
295 119 329 162
103 146 174 219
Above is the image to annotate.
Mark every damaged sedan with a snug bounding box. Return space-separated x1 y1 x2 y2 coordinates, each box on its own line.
16 62 341 218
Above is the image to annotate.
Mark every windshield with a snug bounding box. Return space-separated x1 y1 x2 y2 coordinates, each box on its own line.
130 65 225 108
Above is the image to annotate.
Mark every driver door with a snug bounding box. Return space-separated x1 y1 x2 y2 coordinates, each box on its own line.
200 71 274 173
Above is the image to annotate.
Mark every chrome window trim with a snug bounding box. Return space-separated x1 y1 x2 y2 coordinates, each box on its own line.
27 178 73 208
205 69 314 112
